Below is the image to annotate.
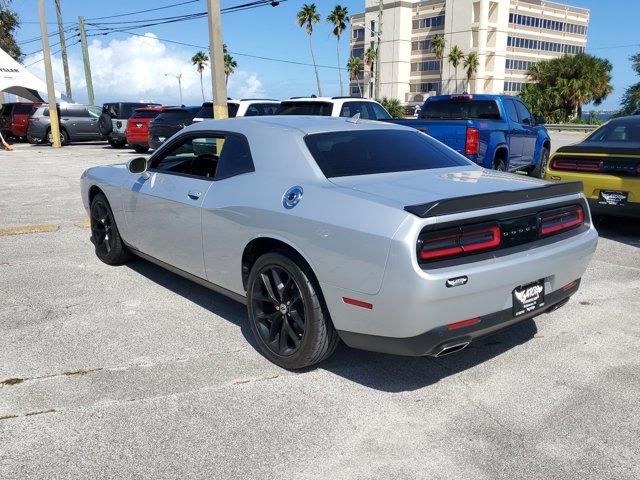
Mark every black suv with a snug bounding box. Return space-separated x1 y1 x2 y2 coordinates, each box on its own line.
148 106 200 151
100 102 160 148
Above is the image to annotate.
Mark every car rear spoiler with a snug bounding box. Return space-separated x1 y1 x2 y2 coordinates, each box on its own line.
405 181 584 218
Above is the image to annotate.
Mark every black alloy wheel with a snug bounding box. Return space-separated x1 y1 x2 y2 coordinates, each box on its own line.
89 193 131 265
251 265 306 356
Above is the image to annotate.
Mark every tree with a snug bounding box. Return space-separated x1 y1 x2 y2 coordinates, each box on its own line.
447 45 464 93
463 52 479 92
297 3 322 96
191 51 209 102
223 44 237 85
364 46 377 98
347 56 363 97
431 34 445 94
378 97 405 119
520 53 613 122
327 5 349 96
0 3 21 61
617 52 640 116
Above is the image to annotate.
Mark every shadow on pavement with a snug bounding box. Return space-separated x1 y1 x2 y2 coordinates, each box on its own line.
594 215 640 248
127 255 538 392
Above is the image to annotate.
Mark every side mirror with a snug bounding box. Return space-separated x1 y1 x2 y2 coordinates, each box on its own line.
127 157 149 178
534 115 546 125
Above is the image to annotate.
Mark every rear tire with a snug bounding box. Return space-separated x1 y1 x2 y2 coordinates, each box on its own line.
247 252 338 369
98 113 113 136
530 147 549 178
90 192 132 265
109 139 127 149
493 157 506 171
133 144 150 154
47 128 68 146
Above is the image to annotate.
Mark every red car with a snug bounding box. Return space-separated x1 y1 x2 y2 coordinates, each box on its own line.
1 102 41 140
125 106 165 153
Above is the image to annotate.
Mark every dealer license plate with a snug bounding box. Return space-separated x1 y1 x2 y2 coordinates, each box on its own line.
513 280 545 317
598 190 628 206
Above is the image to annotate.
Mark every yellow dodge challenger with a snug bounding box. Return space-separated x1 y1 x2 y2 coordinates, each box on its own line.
546 116 640 218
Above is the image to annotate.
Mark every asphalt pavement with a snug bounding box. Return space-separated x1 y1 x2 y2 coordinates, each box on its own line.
0 133 638 479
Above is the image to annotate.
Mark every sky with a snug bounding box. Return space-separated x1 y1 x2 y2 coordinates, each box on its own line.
11 0 640 110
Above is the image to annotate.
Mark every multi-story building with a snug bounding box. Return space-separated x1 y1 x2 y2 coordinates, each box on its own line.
349 0 589 104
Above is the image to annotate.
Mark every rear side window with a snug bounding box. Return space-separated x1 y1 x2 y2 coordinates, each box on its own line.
515 101 532 124
503 99 519 123
370 102 392 120
62 105 90 117
227 103 239 118
214 135 255 180
131 110 161 119
305 129 469 178
277 102 333 116
339 102 371 119
422 99 501 120
13 104 37 114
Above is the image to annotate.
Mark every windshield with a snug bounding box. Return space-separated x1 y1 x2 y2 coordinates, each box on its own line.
305 129 469 178
277 102 333 116
131 110 160 119
422 99 501 120
195 103 239 119
585 119 640 143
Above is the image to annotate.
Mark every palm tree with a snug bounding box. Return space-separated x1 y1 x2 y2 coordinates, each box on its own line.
463 52 479 92
191 51 209 102
364 47 377 98
297 4 322 96
327 5 349 96
223 44 238 85
431 34 445 94
347 56 363 97
447 45 464 93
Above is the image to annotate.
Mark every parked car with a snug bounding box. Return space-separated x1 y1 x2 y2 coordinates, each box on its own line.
0 102 41 140
386 94 551 176
148 106 200 151
276 96 391 120
81 116 597 369
546 115 640 218
27 103 102 145
192 99 280 123
100 101 161 148
124 106 165 154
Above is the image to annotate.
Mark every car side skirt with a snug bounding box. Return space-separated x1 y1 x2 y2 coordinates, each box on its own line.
127 246 247 305
337 279 580 357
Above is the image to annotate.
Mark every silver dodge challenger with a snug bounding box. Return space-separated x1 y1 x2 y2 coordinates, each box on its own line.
81 116 598 369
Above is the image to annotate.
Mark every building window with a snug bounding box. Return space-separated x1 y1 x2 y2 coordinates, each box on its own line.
411 60 441 72
504 81 526 92
505 59 535 71
370 20 376 34
351 47 364 58
508 12 587 35
411 38 433 51
412 15 445 30
353 28 364 41
410 82 441 93
508 36 584 54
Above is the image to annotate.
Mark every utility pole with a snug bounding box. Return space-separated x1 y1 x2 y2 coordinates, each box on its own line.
55 0 72 101
0 0 8 106
374 0 382 100
37 0 61 148
78 16 95 106
206 0 228 119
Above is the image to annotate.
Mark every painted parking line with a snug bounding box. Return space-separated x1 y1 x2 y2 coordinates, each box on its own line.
0 224 60 237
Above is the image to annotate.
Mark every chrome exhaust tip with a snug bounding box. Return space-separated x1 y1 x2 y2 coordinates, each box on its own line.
434 341 470 357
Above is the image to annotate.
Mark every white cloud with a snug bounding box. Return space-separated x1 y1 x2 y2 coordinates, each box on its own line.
23 33 264 105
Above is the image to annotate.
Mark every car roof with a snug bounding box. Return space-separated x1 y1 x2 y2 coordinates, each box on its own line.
185 115 409 136
283 97 378 103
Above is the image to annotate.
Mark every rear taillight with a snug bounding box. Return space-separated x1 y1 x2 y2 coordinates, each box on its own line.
419 223 501 261
551 158 602 172
539 205 584 237
465 127 479 156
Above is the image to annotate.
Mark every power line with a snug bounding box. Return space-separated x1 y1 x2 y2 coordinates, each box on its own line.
23 38 81 67
85 0 200 21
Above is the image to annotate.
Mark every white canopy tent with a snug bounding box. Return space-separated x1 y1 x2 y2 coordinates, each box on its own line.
0 47 61 103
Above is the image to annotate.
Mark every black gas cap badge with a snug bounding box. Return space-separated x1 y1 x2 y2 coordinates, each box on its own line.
446 276 468 288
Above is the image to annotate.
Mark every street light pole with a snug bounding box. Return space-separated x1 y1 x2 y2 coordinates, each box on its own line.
164 73 183 105
37 0 61 148
206 0 228 119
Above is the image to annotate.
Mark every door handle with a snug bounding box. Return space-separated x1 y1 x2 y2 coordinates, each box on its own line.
187 190 202 200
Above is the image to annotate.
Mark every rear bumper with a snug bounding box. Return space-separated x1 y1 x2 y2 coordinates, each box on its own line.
588 199 640 218
338 279 579 356
108 132 126 142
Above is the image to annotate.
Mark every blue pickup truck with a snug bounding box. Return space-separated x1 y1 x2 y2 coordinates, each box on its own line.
387 94 551 177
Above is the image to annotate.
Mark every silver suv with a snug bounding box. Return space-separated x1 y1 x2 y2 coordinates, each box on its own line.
27 103 102 145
